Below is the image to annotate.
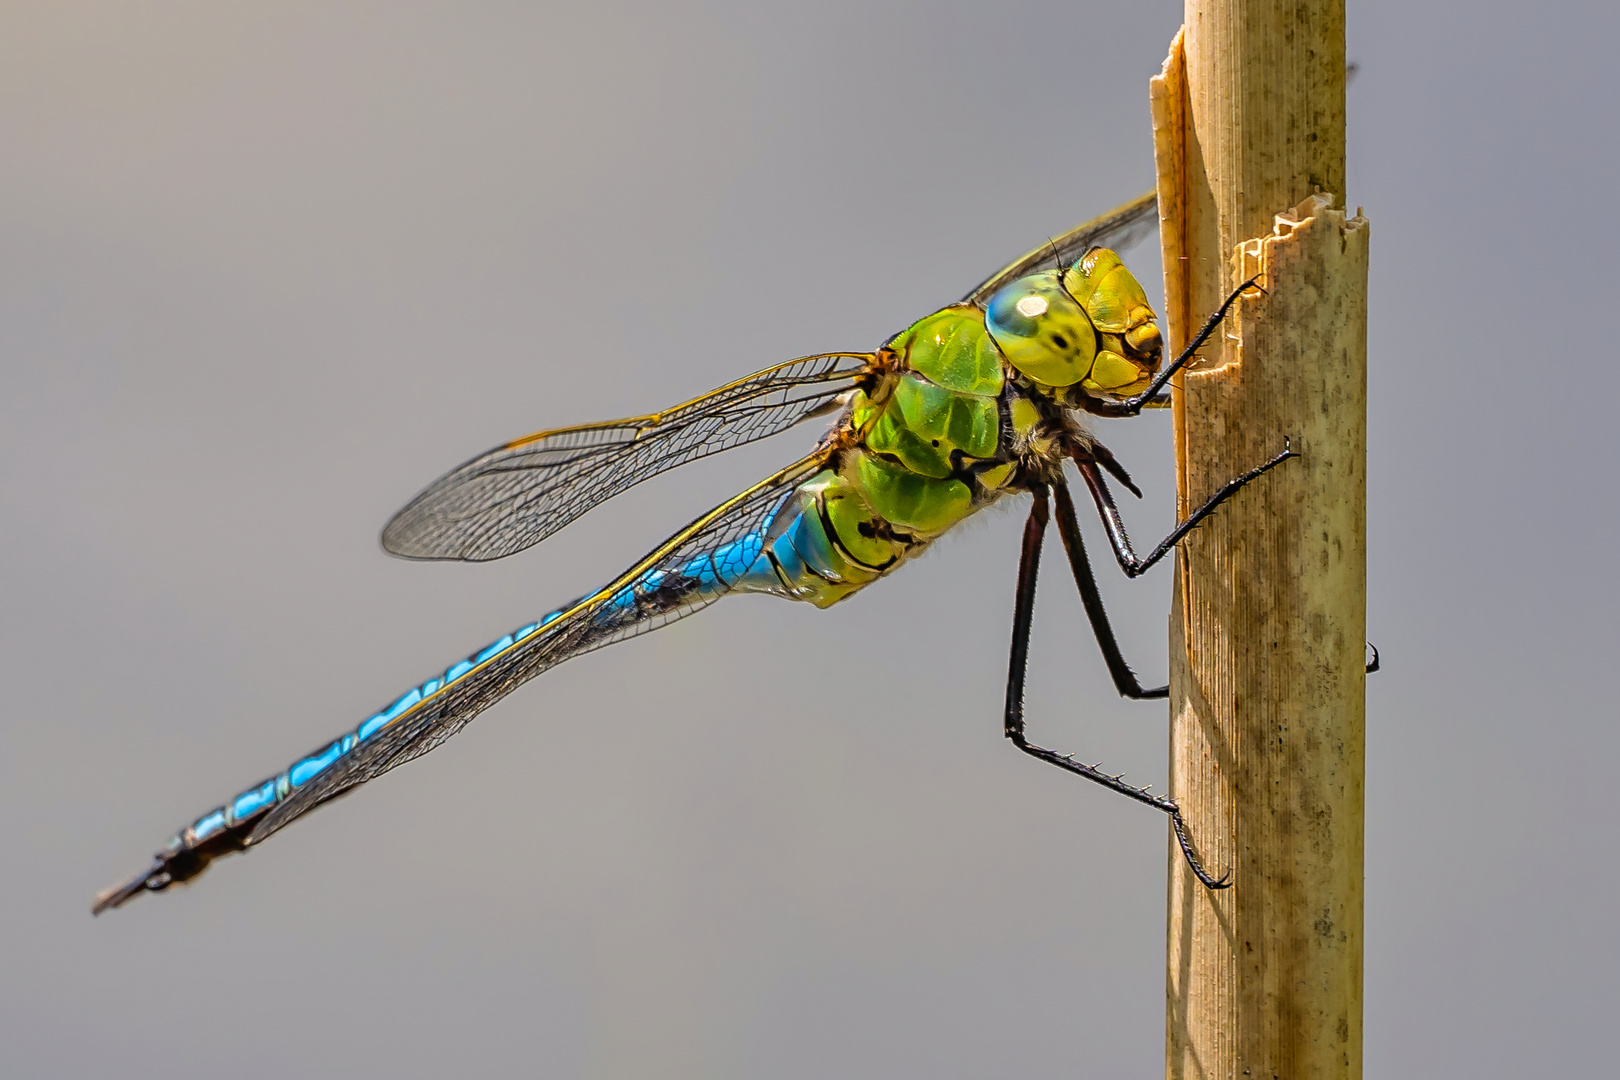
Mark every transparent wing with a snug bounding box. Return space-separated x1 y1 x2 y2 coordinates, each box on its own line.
247 449 831 845
382 353 870 562
963 189 1159 306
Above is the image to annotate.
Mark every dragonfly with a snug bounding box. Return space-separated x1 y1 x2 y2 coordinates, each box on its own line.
93 190 1298 914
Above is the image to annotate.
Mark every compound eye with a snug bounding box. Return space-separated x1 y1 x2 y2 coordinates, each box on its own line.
985 271 1098 387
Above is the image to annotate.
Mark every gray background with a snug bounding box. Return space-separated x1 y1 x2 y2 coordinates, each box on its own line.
3 2 1615 1077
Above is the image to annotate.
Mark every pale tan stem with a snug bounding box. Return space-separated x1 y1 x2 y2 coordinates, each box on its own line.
1149 7 1369 1079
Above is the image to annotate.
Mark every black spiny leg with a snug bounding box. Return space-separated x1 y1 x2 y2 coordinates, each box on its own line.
1074 444 1296 580
1074 452 1382 676
1049 478 1167 700
1004 486 1230 890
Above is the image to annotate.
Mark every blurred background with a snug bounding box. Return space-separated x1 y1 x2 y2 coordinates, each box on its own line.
3 2 1615 1077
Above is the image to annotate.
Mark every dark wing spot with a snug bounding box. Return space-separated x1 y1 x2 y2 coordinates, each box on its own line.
1051 334 1068 349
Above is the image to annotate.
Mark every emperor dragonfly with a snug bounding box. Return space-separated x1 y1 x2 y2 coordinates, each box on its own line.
94 191 1291 914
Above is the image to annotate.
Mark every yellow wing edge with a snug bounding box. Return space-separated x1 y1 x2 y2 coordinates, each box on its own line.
502 353 875 450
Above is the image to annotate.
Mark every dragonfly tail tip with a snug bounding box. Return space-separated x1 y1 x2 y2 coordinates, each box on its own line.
90 860 167 916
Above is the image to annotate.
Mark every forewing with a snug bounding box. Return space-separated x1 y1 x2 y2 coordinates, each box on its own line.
382 353 870 562
963 189 1159 306
248 449 831 845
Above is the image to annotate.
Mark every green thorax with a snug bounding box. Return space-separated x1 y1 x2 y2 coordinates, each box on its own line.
845 305 1017 535
760 305 1062 609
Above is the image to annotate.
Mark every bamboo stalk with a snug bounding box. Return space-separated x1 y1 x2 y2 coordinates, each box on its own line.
1149 6 1369 1079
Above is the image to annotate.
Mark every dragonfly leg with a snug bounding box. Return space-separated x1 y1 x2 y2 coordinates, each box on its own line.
1071 449 1382 677
1003 487 1229 890
1049 478 1166 699
1073 442 1296 579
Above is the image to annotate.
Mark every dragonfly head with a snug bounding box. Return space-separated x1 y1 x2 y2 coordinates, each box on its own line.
985 248 1162 399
